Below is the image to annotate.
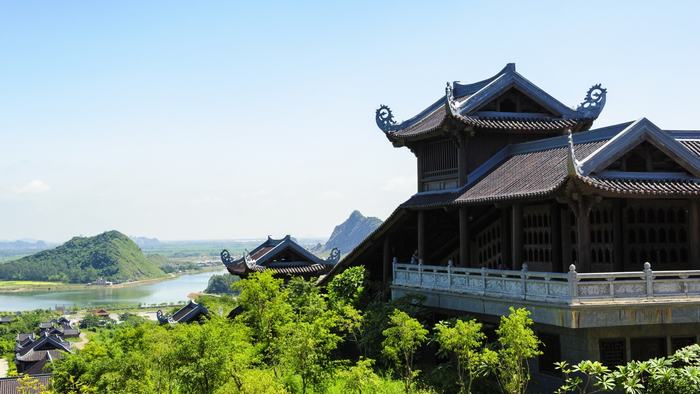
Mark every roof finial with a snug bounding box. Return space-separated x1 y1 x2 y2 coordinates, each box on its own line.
577 84 607 118
566 128 582 176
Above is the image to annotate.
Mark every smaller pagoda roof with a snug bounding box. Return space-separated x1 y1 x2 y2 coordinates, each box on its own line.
375 63 607 144
157 300 208 325
220 235 340 278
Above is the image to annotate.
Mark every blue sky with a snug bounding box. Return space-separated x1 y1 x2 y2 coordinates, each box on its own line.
2 1 700 242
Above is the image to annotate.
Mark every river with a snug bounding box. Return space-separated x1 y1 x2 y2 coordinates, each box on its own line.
0 269 228 312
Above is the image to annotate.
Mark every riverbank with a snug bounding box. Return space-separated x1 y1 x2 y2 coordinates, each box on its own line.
0 266 224 294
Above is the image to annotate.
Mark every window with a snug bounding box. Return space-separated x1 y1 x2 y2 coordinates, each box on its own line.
590 205 615 268
538 333 562 375
671 337 696 352
421 139 458 182
599 339 626 367
625 203 689 268
522 205 551 266
631 337 666 361
476 219 502 269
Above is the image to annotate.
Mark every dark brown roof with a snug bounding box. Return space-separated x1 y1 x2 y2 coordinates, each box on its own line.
456 115 579 131
578 176 700 196
392 105 447 138
0 374 51 394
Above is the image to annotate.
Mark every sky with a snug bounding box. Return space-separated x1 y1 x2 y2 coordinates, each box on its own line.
2 1 700 242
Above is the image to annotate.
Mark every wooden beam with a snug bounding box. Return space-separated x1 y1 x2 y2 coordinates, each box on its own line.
459 207 470 267
511 203 522 270
417 210 425 263
561 205 572 271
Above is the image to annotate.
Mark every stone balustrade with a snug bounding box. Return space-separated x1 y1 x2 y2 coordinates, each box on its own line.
392 259 700 304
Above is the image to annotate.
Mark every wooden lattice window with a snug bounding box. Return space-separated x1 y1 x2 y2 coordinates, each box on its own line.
625 204 689 267
522 205 551 265
599 339 626 367
421 139 458 180
590 205 615 268
476 219 502 269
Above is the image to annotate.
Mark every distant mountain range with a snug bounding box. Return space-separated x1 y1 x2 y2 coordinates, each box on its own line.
0 240 55 252
0 230 164 283
322 210 383 255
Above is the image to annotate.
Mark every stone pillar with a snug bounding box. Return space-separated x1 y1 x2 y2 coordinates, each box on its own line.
459 207 470 267
511 203 523 270
417 210 425 263
689 200 700 269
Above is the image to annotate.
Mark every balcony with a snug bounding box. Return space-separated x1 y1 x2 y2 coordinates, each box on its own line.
391 260 700 328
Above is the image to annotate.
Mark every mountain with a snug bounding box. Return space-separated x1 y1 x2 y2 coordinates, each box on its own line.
131 236 161 249
0 240 53 251
323 211 383 255
0 230 165 283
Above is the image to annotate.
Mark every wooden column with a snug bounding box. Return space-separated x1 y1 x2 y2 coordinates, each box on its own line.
459 207 470 267
576 198 593 272
689 200 700 269
417 210 425 263
550 203 562 272
613 200 625 272
511 203 523 270
561 206 572 271
415 146 424 192
457 134 469 187
382 236 391 287
501 208 512 269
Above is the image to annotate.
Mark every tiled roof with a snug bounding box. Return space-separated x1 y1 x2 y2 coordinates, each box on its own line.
0 374 51 394
456 115 579 131
579 176 700 196
391 105 447 138
16 349 65 362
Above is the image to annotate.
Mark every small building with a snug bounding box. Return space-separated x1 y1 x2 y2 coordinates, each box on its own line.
0 315 15 324
93 308 109 317
0 374 51 393
220 235 340 279
157 300 209 325
15 332 71 374
36 317 80 338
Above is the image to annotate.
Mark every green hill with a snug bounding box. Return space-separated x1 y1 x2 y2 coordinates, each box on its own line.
0 230 165 283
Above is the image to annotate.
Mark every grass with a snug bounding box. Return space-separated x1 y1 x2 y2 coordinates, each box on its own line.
0 280 81 292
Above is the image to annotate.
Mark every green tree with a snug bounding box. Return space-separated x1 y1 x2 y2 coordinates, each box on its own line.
339 358 383 394
327 266 365 308
16 374 50 394
382 309 428 393
434 318 487 394
487 307 541 394
233 271 292 360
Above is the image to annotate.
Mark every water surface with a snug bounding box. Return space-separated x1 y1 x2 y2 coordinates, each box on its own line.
0 269 227 311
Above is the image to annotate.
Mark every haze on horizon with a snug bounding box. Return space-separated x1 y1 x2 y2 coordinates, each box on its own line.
2 1 700 243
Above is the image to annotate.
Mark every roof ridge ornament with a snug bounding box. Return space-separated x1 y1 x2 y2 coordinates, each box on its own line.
445 82 458 111
577 84 607 118
566 129 582 176
375 104 398 133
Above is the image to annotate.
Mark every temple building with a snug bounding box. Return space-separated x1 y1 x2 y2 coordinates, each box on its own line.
15 331 71 374
157 300 209 325
220 235 340 279
323 64 700 389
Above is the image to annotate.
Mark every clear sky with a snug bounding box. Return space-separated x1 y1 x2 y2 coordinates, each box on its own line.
2 1 700 242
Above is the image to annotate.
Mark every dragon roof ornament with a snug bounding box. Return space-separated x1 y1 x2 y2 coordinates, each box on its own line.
576 84 607 118
326 247 341 264
375 104 399 133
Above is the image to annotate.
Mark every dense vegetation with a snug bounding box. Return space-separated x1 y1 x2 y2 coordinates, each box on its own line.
0 310 59 375
48 267 546 393
204 273 238 294
0 231 164 283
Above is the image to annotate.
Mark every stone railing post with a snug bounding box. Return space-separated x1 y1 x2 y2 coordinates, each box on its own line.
521 263 528 300
568 264 578 303
644 262 653 298
481 266 487 295
418 261 423 288
447 259 453 290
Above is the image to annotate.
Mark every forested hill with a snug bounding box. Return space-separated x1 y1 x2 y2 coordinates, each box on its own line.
323 210 382 254
0 230 165 283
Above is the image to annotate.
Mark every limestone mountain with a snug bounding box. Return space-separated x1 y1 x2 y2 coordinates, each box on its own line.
0 230 165 283
323 211 382 255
